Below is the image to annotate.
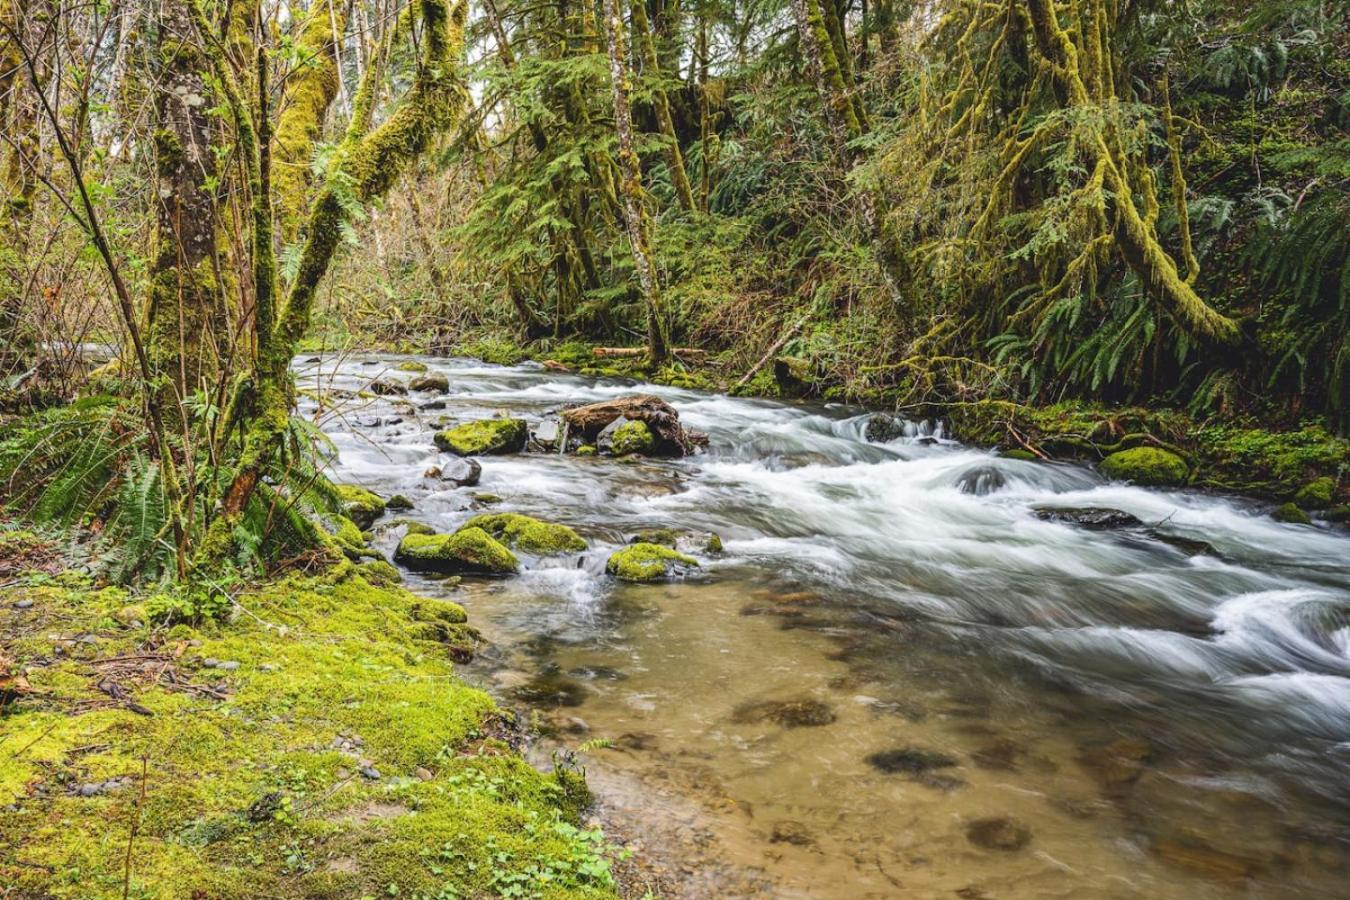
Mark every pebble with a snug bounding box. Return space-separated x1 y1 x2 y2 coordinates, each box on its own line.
202 658 219 668
216 660 241 671
415 767 433 781
359 766 382 780
14 599 33 609
259 663 278 672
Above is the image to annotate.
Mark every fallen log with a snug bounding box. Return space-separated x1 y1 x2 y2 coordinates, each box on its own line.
561 394 707 456
591 347 708 361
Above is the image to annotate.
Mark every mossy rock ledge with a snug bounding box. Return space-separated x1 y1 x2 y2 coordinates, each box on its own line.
1098 448 1189 487
462 513 587 554
606 542 699 582
434 418 528 456
394 528 520 574
335 483 386 528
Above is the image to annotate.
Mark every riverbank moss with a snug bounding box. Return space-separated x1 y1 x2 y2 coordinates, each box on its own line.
0 566 619 898
434 418 528 455
1099 448 1190 487
335 484 385 528
461 513 587 554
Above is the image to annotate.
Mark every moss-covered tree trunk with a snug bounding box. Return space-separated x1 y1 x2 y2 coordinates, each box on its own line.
791 0 864 155
629 0 695 212
145 0 224 405
0 0 38 361
604 0 669 365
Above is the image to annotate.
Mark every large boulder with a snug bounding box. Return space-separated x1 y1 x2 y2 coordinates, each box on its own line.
408 374 449 392
562 395 706 457
461 513 586 554
434 418 528 456
394 528 519 574
1099 447 1189 487
605 542 698 582
335 484 386 528
434 457 482 487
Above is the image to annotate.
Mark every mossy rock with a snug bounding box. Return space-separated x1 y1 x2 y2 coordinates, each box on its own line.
1098 448 1189 487
575 445 598 457
1272 502 1312 525
355 559 402 585
605 542 698 582
409 374 450 392
386 494 414 511
335 484 386 528
630 528 722 555
1294 477 1336 510
434 418 528 456
410 596 469 625
472 492 502 505
332 516 372 560
609 420 655 456
393 528 519 574
1000 448 1039 462
395 360 428 372
460 513 586 555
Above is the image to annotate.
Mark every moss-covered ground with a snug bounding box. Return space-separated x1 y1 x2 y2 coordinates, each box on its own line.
0 551 621 899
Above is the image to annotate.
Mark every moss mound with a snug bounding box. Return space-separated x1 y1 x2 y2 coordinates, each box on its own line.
395 360 428 372
1272 502 1312 525
394 528 520 574
605 542 698 582
335 484 386 528
0 570 619 898
609 420 655 456
434 418 528 456
460 513 587 554
1294 477 1336 510
1099 448 1190 487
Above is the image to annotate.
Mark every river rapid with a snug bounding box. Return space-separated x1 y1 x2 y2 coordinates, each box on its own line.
296 353 1350 898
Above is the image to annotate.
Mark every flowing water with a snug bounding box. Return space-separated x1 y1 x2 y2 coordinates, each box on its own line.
296 354 1350 898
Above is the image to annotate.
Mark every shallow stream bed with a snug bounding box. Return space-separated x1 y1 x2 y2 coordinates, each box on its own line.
298 354 1350 898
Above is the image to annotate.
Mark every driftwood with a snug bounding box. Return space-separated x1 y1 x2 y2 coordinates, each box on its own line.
591 346 708 360
561 394 707 455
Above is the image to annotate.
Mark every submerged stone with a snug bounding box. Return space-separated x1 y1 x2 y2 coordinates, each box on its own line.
966 816 1032 852
434 418 527 456
605 542 698 582
732 698 836 728
1099 447 1189 487
393 528 519 574
460 513 586 554
513 674 588 707
864 413 905 443
865 747 958 774
336 484 386 528
408 374 449 392
954 464 1008 495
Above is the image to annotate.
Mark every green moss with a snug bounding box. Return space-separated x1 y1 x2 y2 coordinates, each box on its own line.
704 532 724 554
1272 502 1312 525
1193 425 1350 496
0 571 617 898
1293 477 1337 509
632 527 680 547
472 492 502 504
460 513 587 554
576 445 598 457
1000 448 1039 461
433 419 528 456
335 484 386 528
605 542 698 582
410 596 468 624
386 494 414 510
1099 447 1190 487
609 420 655 456
394 528 520 574
354 558 402 585
395 360 428 372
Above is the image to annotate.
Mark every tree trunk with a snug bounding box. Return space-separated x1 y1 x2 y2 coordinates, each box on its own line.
629 0 695 211
604 0 669 365
146 0 224 405
0 0 38 361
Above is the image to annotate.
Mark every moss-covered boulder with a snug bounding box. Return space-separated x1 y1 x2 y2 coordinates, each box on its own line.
393 528 520 574
409 374 450 392
336 484 386 528
1000 448 1039 461
608 420 655 456
630 527 723 555
355 559 403 585
1099 448 1189 487
460 513 586 554
387 494 414 510
1272 502 1312 525
1294 477 1336 510
395 360 428 372
605 542 699 582
434 418 528 456
410 596 469 625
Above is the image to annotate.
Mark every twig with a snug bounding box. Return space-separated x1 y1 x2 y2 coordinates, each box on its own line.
122 755 148 900
734 317 806 390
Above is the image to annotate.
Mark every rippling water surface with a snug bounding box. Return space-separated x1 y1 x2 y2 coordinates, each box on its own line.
298 354 1350 898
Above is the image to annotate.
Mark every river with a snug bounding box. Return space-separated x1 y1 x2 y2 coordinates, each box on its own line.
296 353 1350 898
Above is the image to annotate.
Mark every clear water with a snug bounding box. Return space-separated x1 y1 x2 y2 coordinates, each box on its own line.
297 354 1350 898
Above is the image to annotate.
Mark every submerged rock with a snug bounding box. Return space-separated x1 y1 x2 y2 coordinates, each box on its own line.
629 527 723 555
435 457 482 487
393 528 519 574
769 821 815 846
865 747 958 774
368 379 407 396
966 817 1032 852
864 413 906 443
1034 507 1143 530
954 464 1008 496
513 674 587 707
1099 447 1189 487
732 698 836 728
335 484 386 528
434 419 528 456
408 374 449 393
605 542 698 582
461 513 586 554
